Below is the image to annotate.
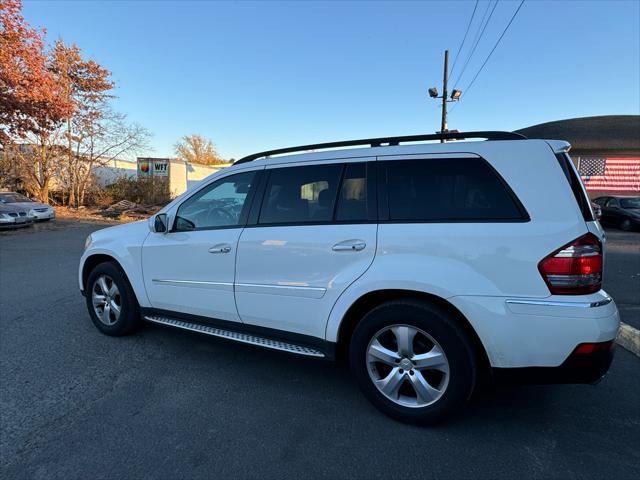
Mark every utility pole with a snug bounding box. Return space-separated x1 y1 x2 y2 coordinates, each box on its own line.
428 50 462 142
441 49 449 141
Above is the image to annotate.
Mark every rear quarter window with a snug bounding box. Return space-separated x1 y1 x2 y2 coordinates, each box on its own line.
381 157 527 222
555 153 595 221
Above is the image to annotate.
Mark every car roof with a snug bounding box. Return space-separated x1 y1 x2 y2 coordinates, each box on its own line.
224 138 560 172
228 130 576 170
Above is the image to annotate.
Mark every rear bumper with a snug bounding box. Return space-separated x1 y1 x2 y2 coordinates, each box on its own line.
449 291 620 368
492 341 615 385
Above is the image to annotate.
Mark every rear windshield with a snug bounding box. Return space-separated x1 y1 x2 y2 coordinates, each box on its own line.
555 153 595 221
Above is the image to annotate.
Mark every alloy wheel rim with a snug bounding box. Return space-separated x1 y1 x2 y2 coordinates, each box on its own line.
366 324 450 408
91 275 122 326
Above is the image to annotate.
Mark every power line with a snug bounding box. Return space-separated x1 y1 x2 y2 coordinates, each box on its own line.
451 0 500 89
449 0 479 80
450 0 494 87
449 0 525 115
460 0 526 97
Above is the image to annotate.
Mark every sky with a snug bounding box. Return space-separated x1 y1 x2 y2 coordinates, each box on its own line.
22 0 640 160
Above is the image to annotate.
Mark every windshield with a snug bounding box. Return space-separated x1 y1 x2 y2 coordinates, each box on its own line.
620 197 640 209
0 193 32 203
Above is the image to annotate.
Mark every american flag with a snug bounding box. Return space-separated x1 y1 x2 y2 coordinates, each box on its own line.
578 157 640 192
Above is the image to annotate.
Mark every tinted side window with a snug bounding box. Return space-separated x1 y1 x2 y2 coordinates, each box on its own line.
336 162 369 221
605 198 619 208
259 164 342 224
174 171 256 231
383 158 525 221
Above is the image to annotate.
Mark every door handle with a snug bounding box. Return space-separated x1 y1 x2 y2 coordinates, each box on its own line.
332 240 366 252
208 243 232 254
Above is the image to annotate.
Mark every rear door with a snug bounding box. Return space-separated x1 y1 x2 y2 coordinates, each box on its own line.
234 159 377 339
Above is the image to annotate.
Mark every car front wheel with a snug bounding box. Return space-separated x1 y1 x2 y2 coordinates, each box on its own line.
86 262 141 336
349 300 477 425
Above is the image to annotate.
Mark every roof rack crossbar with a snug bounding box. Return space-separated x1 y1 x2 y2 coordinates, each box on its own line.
234 130 526 165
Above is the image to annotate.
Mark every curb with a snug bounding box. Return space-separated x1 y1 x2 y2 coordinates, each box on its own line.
617 322 640 357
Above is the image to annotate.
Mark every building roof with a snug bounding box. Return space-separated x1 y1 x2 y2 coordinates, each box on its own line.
515 115 640 154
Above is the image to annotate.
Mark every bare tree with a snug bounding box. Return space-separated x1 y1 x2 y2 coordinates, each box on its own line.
69 109 151 206
174 134 225 165
1 129 66 202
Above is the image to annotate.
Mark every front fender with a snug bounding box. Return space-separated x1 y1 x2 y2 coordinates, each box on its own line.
79 222 151 307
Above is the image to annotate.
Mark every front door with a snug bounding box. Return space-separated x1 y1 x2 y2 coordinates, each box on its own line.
234 160 377 339
142 170 259 321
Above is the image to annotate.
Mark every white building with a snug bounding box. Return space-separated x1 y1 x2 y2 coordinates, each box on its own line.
94 157 232 197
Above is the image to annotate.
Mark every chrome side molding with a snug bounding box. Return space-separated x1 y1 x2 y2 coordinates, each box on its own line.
151 279 233 291
505 296 612 309
235 282 326 299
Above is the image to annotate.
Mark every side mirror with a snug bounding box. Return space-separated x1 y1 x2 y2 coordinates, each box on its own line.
149 213 168 233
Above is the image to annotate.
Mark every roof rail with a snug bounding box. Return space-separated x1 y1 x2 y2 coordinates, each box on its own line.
234 130 527 165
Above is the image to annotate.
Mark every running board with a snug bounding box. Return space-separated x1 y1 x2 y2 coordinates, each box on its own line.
144 315 326 358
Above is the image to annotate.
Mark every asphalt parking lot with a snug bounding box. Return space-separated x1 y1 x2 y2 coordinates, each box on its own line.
1 220 639 479
601 229 640 330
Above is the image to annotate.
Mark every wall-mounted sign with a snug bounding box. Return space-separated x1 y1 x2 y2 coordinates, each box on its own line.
153 160 168 176
137 158 170 177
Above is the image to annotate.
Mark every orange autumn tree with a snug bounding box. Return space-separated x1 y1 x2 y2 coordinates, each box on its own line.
174 134 226 165
48 40 150 206
50 40 114 206
0 1 150 204
0 0 72 144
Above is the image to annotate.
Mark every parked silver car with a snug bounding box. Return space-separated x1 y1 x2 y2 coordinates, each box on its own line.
0 203 33 229
0 191 56 221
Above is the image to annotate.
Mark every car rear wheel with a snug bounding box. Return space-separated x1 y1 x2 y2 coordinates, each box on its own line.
349 299 477 425
86 262 141 336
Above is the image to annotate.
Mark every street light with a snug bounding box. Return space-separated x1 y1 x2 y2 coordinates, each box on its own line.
428 50 461 140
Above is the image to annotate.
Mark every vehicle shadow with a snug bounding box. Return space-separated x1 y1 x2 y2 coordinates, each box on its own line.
139 322 584 429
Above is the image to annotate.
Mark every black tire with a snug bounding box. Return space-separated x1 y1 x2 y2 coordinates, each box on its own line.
85 261 141 336
620 218 632 231
349 299 477 425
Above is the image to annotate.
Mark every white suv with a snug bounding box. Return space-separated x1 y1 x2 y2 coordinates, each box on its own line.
80 131 620 424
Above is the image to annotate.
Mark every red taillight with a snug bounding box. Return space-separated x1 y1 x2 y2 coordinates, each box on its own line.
538 233 603 295
573 341 615 355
